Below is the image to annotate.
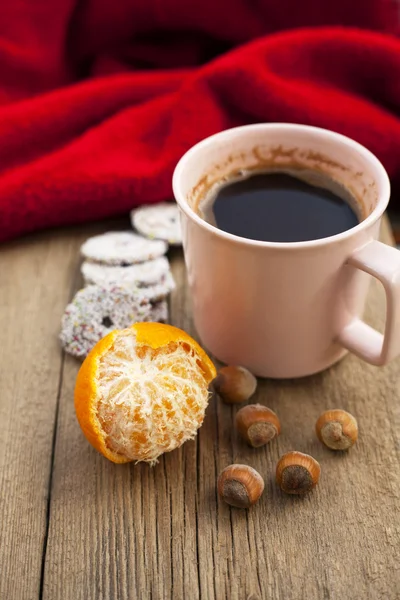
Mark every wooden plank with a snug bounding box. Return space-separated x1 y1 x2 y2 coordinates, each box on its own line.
42 216 400 600
0 228 83 600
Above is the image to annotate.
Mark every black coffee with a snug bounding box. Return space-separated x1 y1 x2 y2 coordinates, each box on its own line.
200 170 359 243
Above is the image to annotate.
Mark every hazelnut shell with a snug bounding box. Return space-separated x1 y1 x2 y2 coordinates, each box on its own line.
276 451 320 495
213 365 257 404
316 409 358 450
217 464 264 508
236 404 281 447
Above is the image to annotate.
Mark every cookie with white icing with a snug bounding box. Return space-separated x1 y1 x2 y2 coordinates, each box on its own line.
81 257 171 288
131 203 182 245
81 231 167 265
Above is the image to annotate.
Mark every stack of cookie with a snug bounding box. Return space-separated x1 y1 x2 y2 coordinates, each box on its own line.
60 203 182 359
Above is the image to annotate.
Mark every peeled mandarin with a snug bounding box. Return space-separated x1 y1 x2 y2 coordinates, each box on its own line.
74 322 216 464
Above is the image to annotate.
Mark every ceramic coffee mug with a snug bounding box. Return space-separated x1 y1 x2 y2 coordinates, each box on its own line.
173 123 400 378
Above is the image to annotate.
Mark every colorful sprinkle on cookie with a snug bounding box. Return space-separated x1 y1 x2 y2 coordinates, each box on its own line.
131 203 182 245
60 284 152 359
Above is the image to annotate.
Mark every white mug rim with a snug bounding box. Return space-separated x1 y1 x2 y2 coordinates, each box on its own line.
172 123 391 250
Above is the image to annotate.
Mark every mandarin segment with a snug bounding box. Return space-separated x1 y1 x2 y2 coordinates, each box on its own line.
74 323 216 464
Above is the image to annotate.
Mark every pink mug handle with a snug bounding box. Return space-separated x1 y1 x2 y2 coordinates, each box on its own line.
338 240 400 366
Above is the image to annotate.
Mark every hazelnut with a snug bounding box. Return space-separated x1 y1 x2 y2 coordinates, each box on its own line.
276 451 320 495
236 404 281 447
213 365 257 404
316 409 358 450
217 464 264 508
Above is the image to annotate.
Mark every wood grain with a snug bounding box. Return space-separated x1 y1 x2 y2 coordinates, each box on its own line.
0 229 83 600
1 218 399 600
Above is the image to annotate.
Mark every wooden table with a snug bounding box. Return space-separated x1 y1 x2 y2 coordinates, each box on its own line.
1 217 399 600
